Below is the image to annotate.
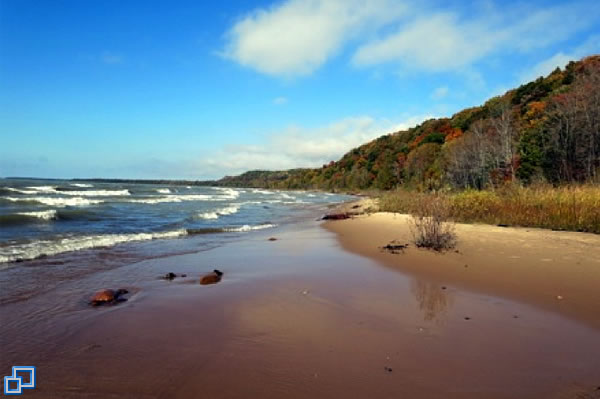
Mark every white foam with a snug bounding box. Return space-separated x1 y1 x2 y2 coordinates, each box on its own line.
4 196 103 207
0 230 188 264
71 183 93 188
129 194 215 204
16 210 57 220
252 189 275 195
225 223 276 232
198 211 219 219
6 187 38 194
197 205 240 220
157 188 171 194
59 189 130 197
214 187 240 199
26 185 56 192
280 193 293 199
9 187 128 196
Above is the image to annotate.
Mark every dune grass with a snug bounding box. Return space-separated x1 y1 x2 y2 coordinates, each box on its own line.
379 184 600 234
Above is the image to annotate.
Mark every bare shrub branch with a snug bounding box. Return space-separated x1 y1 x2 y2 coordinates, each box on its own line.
409 195 457 251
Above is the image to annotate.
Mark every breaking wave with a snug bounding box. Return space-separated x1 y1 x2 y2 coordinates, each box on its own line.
0 222 277 264
0 230 189 264
2 197 103 207
197 205 240 220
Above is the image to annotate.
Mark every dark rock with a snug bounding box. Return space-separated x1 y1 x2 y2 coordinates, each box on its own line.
497 224 509 227
384 367 393 373
381 243 409 254
90 288 128 306
322 213 350 220
351 205 361 209
464 317 471 320
163 272 177 280
268 237 278 241
200 269 223 285
441 286 447 290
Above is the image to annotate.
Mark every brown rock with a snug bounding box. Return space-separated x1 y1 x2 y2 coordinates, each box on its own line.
89 288 129 306
268 237 277 241
90 289 115 305
200 269 223 285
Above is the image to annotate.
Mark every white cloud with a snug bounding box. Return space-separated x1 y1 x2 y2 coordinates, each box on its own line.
520 34 600 83
353 13 492 71
222 1 598 77
198 114 432 176
273 96 288 105
221 0 406 77
431 86 449 100
352 2 599 72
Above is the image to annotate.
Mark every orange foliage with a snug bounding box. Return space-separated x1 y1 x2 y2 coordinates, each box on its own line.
445 127 463 142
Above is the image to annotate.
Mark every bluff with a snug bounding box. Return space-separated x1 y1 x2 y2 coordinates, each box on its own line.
216 55 600 191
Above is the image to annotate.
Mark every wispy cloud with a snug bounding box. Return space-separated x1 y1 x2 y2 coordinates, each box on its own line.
519 34 600 83
352 2 599 72
273 96 288 105
196 113 432 176
222 0 599 77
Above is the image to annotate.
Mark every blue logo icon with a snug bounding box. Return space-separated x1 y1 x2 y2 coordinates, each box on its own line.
3 367 36 395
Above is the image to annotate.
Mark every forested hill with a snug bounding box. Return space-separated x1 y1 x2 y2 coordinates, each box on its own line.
216 55 600 191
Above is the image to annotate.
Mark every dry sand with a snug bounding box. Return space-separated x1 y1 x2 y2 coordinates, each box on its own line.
325 199 600 330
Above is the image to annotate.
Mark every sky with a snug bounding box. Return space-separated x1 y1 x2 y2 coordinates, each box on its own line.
1 0 599 179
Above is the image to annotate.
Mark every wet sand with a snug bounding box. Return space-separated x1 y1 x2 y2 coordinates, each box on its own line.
2 216 600 398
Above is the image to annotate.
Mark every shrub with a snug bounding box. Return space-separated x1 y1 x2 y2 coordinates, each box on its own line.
409 195 457 251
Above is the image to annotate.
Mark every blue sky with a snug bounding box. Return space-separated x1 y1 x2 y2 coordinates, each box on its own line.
1 0 599 179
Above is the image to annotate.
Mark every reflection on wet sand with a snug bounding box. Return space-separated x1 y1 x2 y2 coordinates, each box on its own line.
411 279 453 322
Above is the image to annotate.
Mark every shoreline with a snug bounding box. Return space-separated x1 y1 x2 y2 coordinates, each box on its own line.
324 199 600 330
2 204 600 398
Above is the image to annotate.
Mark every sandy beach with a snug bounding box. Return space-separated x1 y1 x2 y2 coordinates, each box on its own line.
2 205 600 398
325 199 600 331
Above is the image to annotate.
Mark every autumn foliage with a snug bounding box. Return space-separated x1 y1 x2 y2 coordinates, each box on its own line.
217 55 600 192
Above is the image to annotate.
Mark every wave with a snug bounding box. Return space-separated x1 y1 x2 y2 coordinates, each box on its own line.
25 185 56 192
4 187 128 196
187 223 276 234
197 205 240 220
156 188 171 194
224 223 276 232
128 194 215 204
4 187 39 194
252 189 275 195
0 223 277 263
58 189 130 197
0 230 188 264
17 210 58 220
2 196 103 207
71 183 93 188
6 185 128 196
213 187 240 199
0 210 58 225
